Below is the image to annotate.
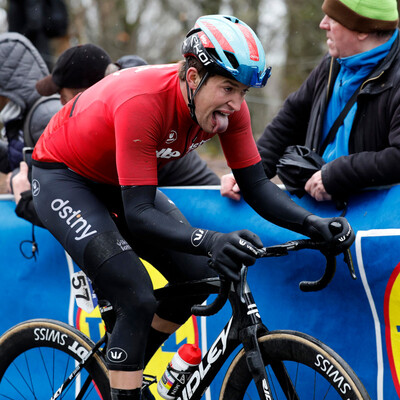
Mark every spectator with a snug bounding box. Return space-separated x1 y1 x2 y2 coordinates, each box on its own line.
35 43 112 105
0 32 61 174
116 54 148 69
7 0 69 68
11 45 219 226
9 43 111 226
221 0 400 203
105 55 148 76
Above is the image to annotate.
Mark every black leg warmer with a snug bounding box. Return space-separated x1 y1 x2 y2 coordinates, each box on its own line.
111 387 141 400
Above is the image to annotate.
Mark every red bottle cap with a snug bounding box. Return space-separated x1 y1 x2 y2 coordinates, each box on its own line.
178 343 202 365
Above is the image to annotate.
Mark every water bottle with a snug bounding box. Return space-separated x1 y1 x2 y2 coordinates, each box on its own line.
157 343 202 399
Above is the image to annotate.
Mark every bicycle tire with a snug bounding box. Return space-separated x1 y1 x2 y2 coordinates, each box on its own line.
0 319 110 400
220 330 370 400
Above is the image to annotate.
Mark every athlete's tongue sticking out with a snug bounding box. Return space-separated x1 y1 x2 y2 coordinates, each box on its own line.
212 111 229 134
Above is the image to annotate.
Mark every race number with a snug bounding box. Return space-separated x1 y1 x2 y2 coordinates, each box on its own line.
71 271 98 313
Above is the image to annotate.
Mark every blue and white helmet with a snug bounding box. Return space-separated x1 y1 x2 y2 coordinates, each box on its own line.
182 15 271 88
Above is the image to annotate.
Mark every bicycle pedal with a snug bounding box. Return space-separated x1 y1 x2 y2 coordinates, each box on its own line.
142 373 157 388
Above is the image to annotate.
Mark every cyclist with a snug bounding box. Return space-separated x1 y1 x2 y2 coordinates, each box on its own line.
31 15 354 400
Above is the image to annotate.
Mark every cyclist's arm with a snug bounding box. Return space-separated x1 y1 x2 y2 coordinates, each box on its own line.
233 161 312 235
121 185 213 255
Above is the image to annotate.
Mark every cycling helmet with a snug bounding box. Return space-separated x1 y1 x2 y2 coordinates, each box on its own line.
182 15 271 88
181 15 271 121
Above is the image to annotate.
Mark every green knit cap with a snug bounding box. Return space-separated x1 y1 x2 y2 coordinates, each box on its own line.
322 0 399 32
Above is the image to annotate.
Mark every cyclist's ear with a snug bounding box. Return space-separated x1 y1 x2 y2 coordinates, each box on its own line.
186 67 201 89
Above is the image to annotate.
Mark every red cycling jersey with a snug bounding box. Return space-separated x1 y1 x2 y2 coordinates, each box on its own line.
33 63 261 186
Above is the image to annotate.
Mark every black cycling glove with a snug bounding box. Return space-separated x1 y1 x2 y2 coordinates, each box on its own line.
206 230 263 281
303 215 355 254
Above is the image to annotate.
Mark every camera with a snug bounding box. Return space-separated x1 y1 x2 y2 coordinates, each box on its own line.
9 147 34 194
23 147 34 184
23 147 33 169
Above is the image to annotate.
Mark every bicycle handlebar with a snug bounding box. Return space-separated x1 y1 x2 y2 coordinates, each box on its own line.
191 278 231 316
191 239 356 317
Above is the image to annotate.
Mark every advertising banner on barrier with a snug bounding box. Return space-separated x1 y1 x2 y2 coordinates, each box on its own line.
0 184 399 399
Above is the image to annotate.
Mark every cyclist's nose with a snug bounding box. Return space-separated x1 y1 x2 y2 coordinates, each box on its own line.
228 94 243 112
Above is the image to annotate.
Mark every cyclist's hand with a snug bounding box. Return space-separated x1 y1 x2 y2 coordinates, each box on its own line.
207 230 263 281
303 215 355 254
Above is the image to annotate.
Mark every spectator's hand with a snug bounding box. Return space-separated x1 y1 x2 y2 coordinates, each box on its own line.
303 215 355 255
207 230 263 281
304 171 332 201
10 162 31 204
5 172 12 193
220 173 241 201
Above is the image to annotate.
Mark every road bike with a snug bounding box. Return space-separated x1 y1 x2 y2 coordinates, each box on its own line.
0 238 370 399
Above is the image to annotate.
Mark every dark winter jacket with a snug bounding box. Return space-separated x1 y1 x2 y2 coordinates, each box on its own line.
258 30 400 198
0 32 61 173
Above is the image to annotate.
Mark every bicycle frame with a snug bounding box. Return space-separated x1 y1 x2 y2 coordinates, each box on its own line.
50 238 356 400
49 274 274 400
154 274 273 400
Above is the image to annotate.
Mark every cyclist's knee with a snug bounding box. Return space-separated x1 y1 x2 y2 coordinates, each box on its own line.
83 237 156 318
83 231 134 277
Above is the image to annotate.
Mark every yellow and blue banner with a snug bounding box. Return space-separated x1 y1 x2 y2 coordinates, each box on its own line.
0 184 400 399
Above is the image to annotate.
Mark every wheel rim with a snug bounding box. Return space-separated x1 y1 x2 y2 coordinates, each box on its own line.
0 346 105 399
221 333 368 400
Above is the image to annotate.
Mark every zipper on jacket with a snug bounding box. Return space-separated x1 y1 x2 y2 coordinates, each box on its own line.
360 71 385 91
326 57 335 103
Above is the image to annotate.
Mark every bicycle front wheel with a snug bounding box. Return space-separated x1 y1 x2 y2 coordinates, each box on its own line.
0 319 110 400
220 330 370 400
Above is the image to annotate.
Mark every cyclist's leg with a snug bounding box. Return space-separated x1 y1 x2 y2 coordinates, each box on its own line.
32 166 157 397
129 190 217 363
141 249 215 366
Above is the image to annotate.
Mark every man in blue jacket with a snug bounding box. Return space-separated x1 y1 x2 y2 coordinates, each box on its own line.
221 0 400 203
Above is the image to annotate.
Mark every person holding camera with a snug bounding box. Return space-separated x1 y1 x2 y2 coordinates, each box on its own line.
221 0 400 204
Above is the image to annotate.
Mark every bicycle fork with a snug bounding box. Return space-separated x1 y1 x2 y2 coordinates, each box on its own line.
239 290 299 400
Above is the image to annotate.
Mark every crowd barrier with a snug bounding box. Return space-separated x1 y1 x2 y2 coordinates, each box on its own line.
0 184 399 400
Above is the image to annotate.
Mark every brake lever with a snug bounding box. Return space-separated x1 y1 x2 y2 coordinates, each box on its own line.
257 244 290 258
239 265 248 304
343 249 357 280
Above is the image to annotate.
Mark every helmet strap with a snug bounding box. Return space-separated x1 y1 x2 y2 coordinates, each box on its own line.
185 59 209 123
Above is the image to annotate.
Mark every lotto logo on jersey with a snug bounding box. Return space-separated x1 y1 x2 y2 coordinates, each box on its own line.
156 148 181 159
384 262 400 397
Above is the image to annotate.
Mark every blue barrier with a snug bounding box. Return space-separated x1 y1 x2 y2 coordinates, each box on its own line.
0 185 399 400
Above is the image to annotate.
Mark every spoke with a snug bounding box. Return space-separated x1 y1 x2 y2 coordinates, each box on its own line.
24 352 36 398
294 363 299 389
39 347 55 394
314 370 316 400
266 366 278 399
323 382 333 399
3 374 30 400
60 355 72 400
3 355 39 400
